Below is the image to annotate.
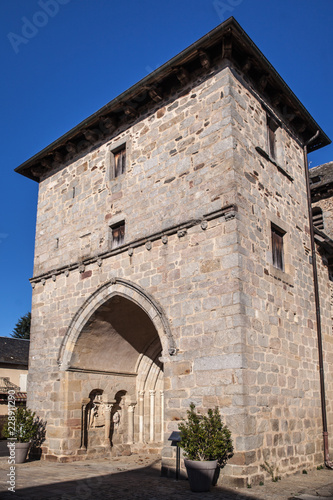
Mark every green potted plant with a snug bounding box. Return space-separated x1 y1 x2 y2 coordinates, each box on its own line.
3 407 39 463
178 403 233 492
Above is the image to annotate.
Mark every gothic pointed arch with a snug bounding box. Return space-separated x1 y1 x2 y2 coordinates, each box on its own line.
57 277 176 371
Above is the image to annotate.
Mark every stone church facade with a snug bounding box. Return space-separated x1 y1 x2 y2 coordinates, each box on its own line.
16 18 333 485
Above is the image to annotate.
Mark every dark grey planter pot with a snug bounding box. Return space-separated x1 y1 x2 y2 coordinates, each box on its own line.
184 459 218 492
14 442 30 463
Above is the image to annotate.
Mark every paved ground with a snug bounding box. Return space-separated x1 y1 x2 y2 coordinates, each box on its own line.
0 452 332 500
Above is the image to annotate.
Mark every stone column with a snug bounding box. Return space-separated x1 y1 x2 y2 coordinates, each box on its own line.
104 403 112 447
160 390 164 443
80 398 90 450
149 390 156 442
138 391 145 443
128 403 136 444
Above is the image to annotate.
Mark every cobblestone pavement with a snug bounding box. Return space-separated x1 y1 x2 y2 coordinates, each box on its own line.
0 454 332 500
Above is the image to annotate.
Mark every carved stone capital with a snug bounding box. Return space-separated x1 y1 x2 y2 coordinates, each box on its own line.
128 403 136 413
224 211 236 222
177 229 187 238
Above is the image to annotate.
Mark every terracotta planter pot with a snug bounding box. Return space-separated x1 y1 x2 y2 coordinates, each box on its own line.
14 442 30 463
184 459 218 492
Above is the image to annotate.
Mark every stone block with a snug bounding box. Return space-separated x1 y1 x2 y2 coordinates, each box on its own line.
236 435 264 452
171 361 192 376
194 354 245 371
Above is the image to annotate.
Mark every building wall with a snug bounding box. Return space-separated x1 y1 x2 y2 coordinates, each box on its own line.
316 249 333 454
217 66 329 480
312 198 333 240
29 63 243 461
28 60 332 484
0 366 28 390
310 174 333 456
0 366 28 416
33 65 237 277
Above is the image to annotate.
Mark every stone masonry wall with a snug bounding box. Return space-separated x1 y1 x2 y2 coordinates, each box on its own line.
316 248 333 453
33 64 236 277
28 59 332 485
216 66 332 483
29 64 246 468
312 198 333 240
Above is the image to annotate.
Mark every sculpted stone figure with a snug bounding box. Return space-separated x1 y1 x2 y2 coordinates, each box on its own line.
112 410 120 428
88 394 105 428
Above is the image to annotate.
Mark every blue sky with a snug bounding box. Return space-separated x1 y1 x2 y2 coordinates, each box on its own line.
0 0 332 337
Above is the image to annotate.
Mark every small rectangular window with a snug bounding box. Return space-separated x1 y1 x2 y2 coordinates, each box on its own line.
111 222 125 249
271 224 285 271
113 145 126 178
267 115 278 160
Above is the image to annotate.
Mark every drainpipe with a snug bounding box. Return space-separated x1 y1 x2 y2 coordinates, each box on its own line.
303 131 333 469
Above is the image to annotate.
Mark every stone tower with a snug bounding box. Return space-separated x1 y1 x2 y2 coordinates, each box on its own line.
16 18 333 485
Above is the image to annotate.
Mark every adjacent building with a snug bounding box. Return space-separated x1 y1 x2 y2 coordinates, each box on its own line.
0 337 29 436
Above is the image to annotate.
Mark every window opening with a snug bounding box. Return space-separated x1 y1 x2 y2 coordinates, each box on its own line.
267 115 278 160
271 224 285 271
114 146 126 177
111 222 125 249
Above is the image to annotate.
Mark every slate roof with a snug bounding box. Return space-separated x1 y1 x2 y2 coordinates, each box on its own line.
0 337 30 367
15 17 330 182
310 162 333 202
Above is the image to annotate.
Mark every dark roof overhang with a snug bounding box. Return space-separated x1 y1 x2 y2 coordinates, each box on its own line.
15 17 331 182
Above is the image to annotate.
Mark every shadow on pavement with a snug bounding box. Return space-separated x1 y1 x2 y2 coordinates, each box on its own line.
0 461 267 500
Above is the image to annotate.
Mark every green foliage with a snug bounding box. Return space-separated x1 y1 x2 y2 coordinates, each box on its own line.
11 312 31 339
317 464 324 470
178 403 233 467
260 461 281 482
302 469 307 474
3 407 38 442
259 481 264 486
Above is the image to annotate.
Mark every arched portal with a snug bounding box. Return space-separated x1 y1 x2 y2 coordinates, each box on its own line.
58 279 173 458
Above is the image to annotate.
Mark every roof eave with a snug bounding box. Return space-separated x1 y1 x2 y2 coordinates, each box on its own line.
15 17 331 182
